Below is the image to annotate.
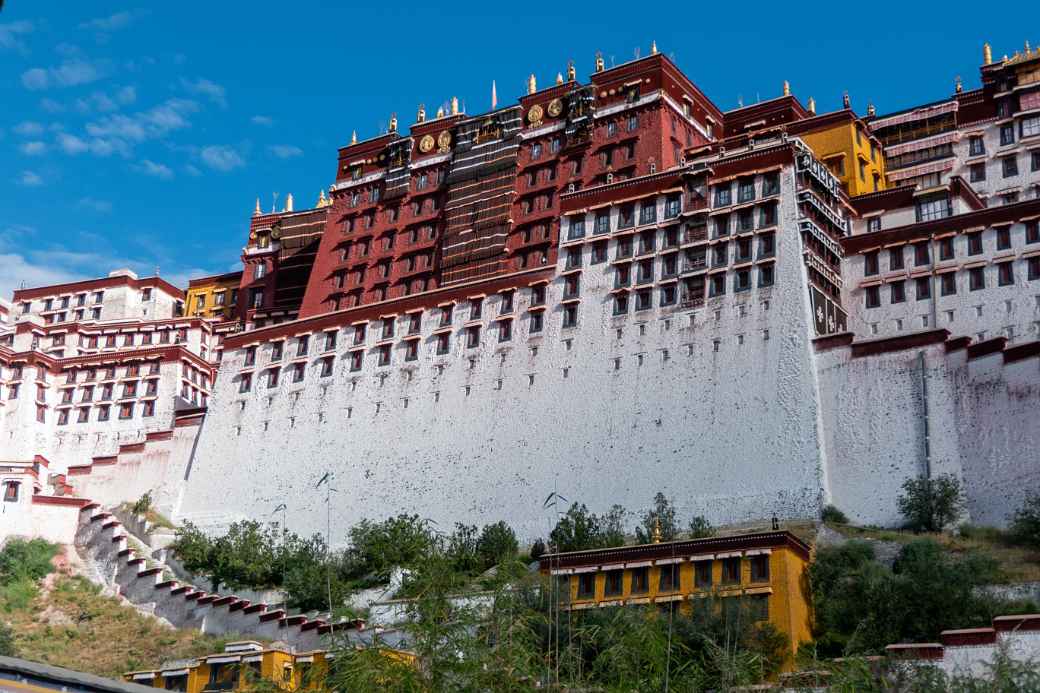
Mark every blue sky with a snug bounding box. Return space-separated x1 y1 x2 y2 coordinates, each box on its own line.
1 2 1036 297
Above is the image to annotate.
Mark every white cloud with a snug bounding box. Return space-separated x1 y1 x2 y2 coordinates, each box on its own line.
184 164 202 177
72 86 136 114
56 132 89 154
17 171 43 186
116 85 136 105
13 121 44 136
19 141 47 156
77 197 113 213
180 77 227 108
268 144 303 159
0 252 82 298
250 115 274 127
79 11 138 32
40 98 65 113
21 59 107 90
0 21 34 53
86 98 198 142
200 145 244 171
135 159 174 179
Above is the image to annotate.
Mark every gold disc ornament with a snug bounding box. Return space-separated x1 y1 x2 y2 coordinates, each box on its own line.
527 104 544 125
437 130 452 151
419 134 435 153
547 98 563 117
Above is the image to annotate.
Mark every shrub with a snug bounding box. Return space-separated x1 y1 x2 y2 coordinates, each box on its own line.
1 578 39 612
0 538 58 584
821 505 849 524
635 492 678 544
445 523 481 575
131 491 153 516
475 521 519 569
1009 492 1040 550
688 515 715 538
897 474 964 532
549 503 626 552
0 620 13 656
345 514 437 582
529 538 546 561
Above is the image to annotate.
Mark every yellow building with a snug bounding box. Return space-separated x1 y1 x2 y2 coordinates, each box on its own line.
184 271 243 321
538 530 813 667
796 110 887 196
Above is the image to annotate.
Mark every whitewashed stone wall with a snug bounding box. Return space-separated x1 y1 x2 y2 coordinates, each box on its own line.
177 166 829 541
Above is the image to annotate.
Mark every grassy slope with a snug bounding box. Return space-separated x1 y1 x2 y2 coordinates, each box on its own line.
2 573 242 679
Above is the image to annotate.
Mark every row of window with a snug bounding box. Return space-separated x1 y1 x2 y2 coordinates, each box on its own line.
59 328 190 351
969 150 1040 182
566 195 683 240
193 289 237 312
566 231 776 274
55 400 155 425
58 379 160 403
42 307 103 324
570 554 771 601
712 172 781 208
863 258 1040 307
21 290 105 314
863 222 1040 277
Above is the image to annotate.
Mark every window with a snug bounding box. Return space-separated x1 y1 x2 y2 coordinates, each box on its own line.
969 267 985 291
404 339 419 361
565 247 582 270
939 272 956 296
722 557 741 585
470 298 483 320
658 564 680 592
714 185 731 207
254 263 267 280
291 362 304 383
889 247 905 271
709 273 726 297
607 120 617 137
568 215 586 240
591 241 608 264
737 177 755 203
639 200 656 225
864 251 879 276
564 274 580 299
378 344 391 366
736 237 752 263
997 227 1012 250
1000 123 1015 146
562 305 578 328
969 136 985 156
915 277 931 300
97 404 110 421
734 269 751 292
613 293 630 315
758 264 775 287
998 262 1015 286
939 237 954 261
1029 256 1040 281
865 285 880 308
1003 156 1019 178
4 481 20 503
630 567 649 594
694 561 712 589
665 195 681 218
119 403 133 420
970 163 986 182
890 280 906 303
713 243 728 267
531 142 542 160
466 325 480 348
350 350 363 371
618 204 635 229
297 335 310 357
529 311 543 334
604 570 623 597
499 319 512 342
594 211 610 235
577 573 595 599
267 368 279 388
750 555 769 583
713 215 729 238
762 173 780 196
1025 115 1040 139
627 115 638 132
635 288 652 311
382 318 395 340
1026 221 1040 245
1033 151 1040 172
967 232 983 255
142 400 155 417
913 242 930 266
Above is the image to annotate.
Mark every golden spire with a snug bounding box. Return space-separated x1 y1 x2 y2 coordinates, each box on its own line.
253 197 261 216
567 60 576 82
867 102 876 117
284 193 294 213
1026 40 1032 53
317 189 327 207
595 51 604 73
955 75 963 93
351 130 357 145
527 73 537 95
783 80 790 97
389 113 398 133
983 42 993 65
556 72 564 85
417 104 426 123
807 96 816 115
652 517 662 544
650 40 658 55
436 105 445 118
450 96 459 115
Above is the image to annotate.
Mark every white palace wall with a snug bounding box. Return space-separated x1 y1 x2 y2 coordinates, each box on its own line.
177 167 830 540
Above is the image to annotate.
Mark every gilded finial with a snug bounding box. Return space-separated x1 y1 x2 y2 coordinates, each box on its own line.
436 105 445 118
417 104 426 123
955 75 963 93
867 102 876 117
389 113 398 133
284 193 294 213
1026 40 1032 53
652 517 662 544
650 40 658 55
451 96 459 115
783 80 790 97
595 51 604 73
556 72 564 85
567 60 576 82
351 130 357 145
983 42 993 65
807 96 816 115
317 190 327 208
253 197 261 216
527 73 537 95
843 91 850 109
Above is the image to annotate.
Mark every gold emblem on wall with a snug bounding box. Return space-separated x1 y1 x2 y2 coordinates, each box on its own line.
419 134 435 153
437 130 452 152
547 98 563 117
527 104 544 126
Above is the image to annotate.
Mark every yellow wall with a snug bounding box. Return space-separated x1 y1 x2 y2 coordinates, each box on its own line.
184 273 241 321
559 547 812 667
801 120 887 197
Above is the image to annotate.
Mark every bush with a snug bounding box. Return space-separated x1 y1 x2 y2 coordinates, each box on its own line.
1009 492 1040 550
529 538 546 561
0 620 13 656
688 515 715 538
821 505 849 524
549 503 627 552
475 521 518 569
345 514 437 583
897 474 964 532
635 492 678 544
131 491 153 516
0 538 58 584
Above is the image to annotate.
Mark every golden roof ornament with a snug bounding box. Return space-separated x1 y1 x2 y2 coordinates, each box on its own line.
253 197 261 216
955 75 963 93
983 42 993 65
556 72 564 85
651 40 658 55
867 102 876 117
567 60 576 82
451 96 459 115
595 51 605 73
351 130 357 145
389 113 398 133
317 190 328 207
284 193 294 213
417 104 426 123
436 105 445 118
843 92 850 109
652 517 662 544
783 80 790 97
528 73 537 95
807 96 816 115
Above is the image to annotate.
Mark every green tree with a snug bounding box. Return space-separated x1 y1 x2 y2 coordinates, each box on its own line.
897 474 964 532
0 538 58 584
821 504 849 524
0 621 14 657
1009 492 1040 550
445 523 481 575
345 514 437 583
475 521 519 570
688 515 716 538
549 503 625 552
635 492 678 543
